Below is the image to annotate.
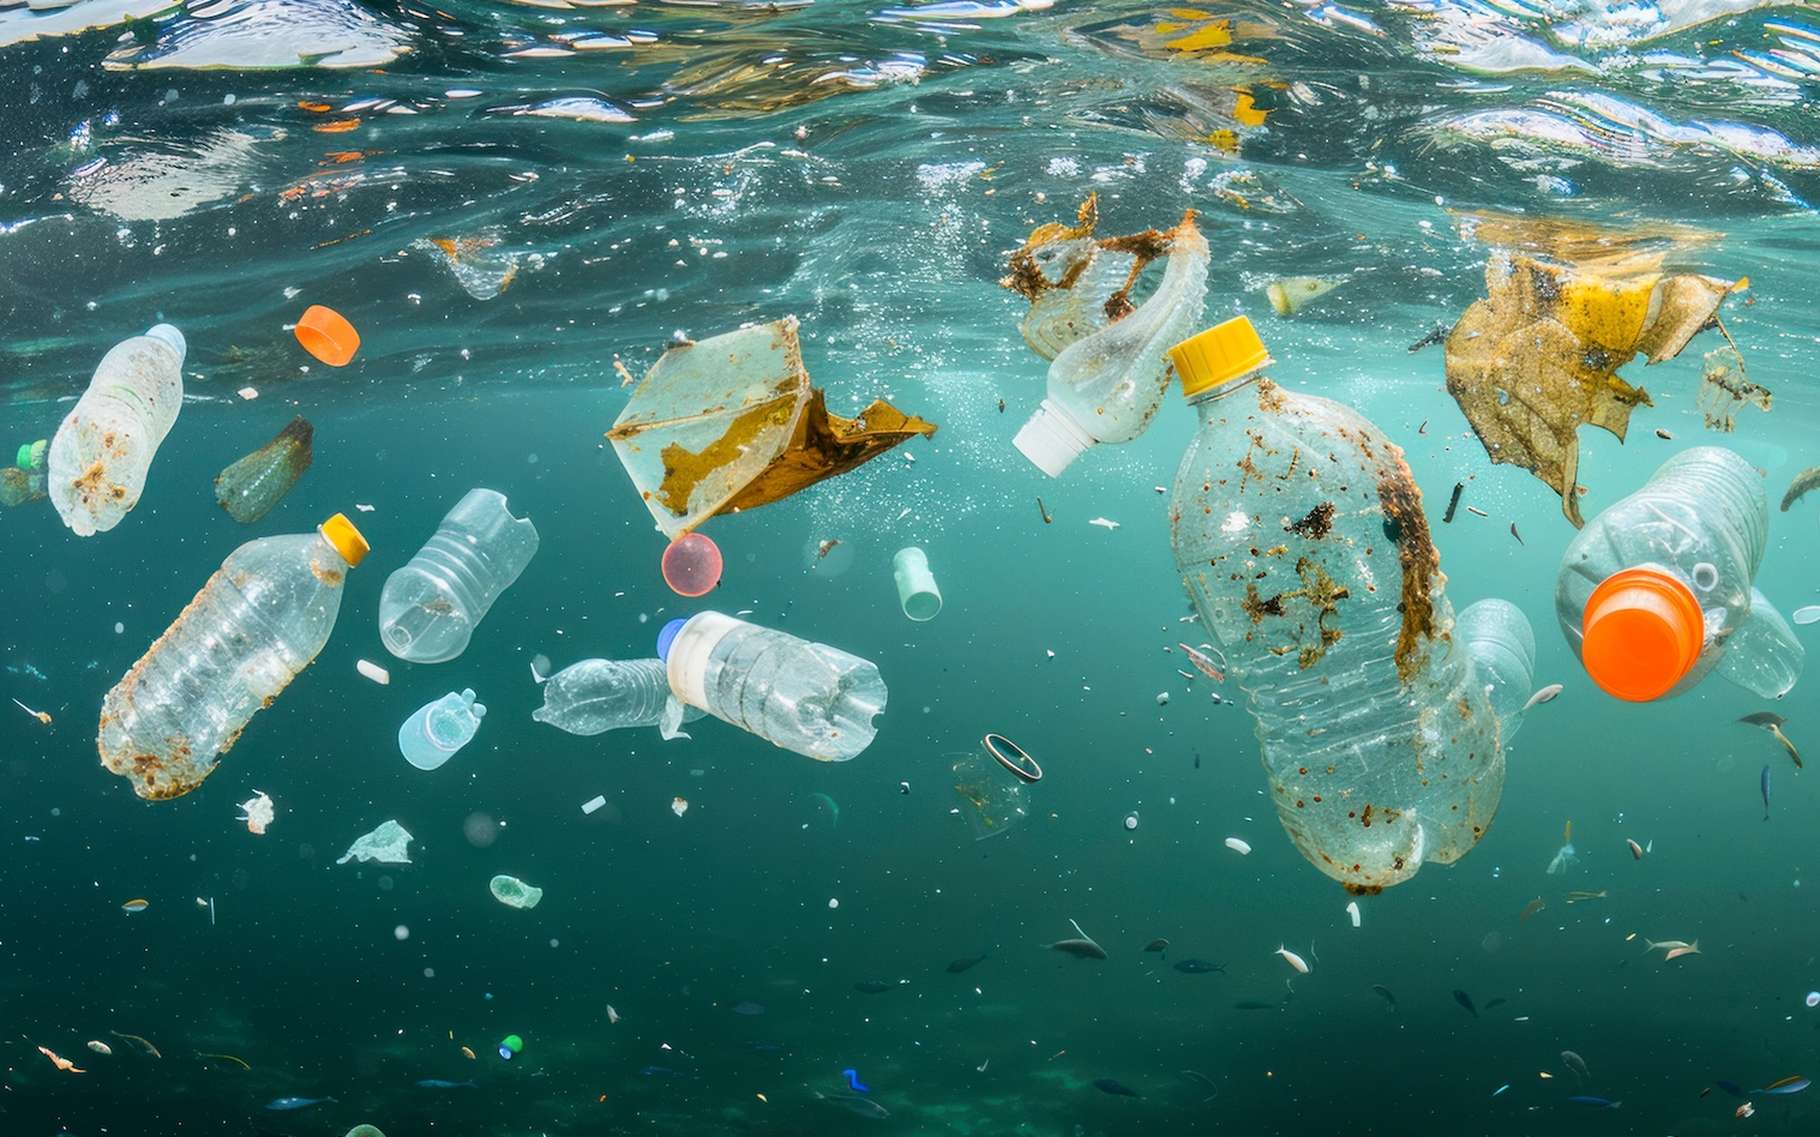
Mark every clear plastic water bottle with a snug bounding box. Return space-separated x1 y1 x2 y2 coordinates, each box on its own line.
399 688 486 771
657 612 886 761
98 513 370 800
1556 446 1802 702
1167 316 1503 892
1455 599 1537 744
379 488 539 664
1011 215 1208 477
48 324 186 536
532 658 701 739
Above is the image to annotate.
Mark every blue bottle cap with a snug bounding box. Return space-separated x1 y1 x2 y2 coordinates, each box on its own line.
656 617 689 662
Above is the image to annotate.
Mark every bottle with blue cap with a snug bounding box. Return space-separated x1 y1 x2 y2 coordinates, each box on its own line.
656 612 886 761
48 324 186 536
1166 316 1503 893
398 688 487 771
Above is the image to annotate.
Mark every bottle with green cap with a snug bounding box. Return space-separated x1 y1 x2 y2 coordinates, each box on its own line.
498 1034 524 1060
1165 316 1504 894
98 514 371 801
1 441 48 508
1011 213 1208 477
16 439 46 470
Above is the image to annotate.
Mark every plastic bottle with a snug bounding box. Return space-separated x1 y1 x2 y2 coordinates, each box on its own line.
379 488 539 663
1 442 47 509
1455 599 1537 744
98 513 369 800
1166 316 1503 892
48 324 186 536
398 688 487 771
1012 216 1209 476
214 416 314 524
1556 446 1802 702
657 612 886 761
533 658 702 739
892 546 942 621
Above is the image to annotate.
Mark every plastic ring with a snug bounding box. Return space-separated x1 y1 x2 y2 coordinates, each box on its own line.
984 733 1042 783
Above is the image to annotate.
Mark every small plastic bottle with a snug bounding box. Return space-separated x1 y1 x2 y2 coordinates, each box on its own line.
399 689 486 771
892 546 943 621
1455 599 1537 743
658 612 886 761
48 324 186 536
1012 216 1208 476
379 488 539 663
1556 446 1802 701
98 513 369 800
532 658 699 739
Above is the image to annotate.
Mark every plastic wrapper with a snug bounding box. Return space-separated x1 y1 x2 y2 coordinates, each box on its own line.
950 749 1029 841
608 317 937 538
214 416 314 524
337 820 413 865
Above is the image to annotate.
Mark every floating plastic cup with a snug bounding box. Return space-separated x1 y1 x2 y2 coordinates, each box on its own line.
892 546 942 621
399 689 486 771
949 748 1029 842
661 531 722 597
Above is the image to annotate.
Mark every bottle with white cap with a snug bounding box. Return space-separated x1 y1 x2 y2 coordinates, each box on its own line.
48 324 186 536
1012 213 1208 477
657 612 886 761
1167 316 1502 893
99 514 371 800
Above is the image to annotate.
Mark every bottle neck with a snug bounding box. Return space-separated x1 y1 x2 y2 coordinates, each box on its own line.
1186 367 1266 409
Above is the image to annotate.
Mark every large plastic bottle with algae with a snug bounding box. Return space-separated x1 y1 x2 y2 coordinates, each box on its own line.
1167 317 1504 893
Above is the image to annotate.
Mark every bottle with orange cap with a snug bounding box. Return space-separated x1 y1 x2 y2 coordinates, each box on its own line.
1556 446 1802 703
98 514 371 801
1165 315 1504 893
1010 214 1208 477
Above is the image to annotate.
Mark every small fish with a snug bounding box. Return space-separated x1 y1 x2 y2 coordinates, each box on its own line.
1048 938 1107 960
121 898 149 913
1274 945 1309 974
11 697 51 725
1491 1083 1510 1097
1143 939 1169 953
1173 959 1225 975
1626 838 1643 860
1664 941 1702 961
1522 684 1563 711
1093 1077 1140 1097
86 1040 111 1056
1757 1076 1810 1095
1781 465 1820 511
1655 428 1674 440
37 1046 84 1073
1454 989 1478 1018
1643 938 1693 953
945 951 989 974
1561 1050 1589 1080
1564 890 1608 903
1763 764 1772 820
1483 997 1507 1011
109 1031 161 1058
1088 517 1120 530
1567 1095 1620 1109
1036 496 1052 524
1407 325 1449 352
416 1079 477 1089
1466 505 1488 517
264 1096 335 1111
1740 711 1801 770
1371 984 1398 1011
1510 522 1523 545
1519 897 1545 922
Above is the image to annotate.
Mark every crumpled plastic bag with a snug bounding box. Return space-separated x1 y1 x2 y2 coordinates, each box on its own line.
608 317 937 538
337 819 413 865
1444 249 1744 526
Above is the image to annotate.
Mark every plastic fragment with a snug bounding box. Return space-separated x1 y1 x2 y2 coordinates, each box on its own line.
356 659 390 684
489 875 543 909
582 795 607 815
337 820 413 865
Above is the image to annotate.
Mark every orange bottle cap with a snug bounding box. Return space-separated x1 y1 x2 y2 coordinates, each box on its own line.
295 304 360 367
319 513 370 567
1580 567 1702 702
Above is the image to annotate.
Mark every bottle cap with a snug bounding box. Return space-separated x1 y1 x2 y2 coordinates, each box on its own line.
1169 316 1272 398
655 617 689 662
295 304 360 367
144 324 187 363
1012 399 1094 477
16 440 46 470
1581 567 1702 701
319 513 370 567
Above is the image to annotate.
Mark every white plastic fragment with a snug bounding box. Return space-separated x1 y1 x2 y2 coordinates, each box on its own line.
236 386 258 400
490 874 543 910
356 658 391 685
354 503 376 513
1346 899 1361 928
582 794 607 815
1224 836 1252 855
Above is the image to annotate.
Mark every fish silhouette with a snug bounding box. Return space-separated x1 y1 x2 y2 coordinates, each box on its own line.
1093 1077 1140 1097
1453 989 1478 1018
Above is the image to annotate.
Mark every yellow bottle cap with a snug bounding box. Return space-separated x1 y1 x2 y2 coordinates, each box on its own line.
1169 316 1272 398
319 513 370 567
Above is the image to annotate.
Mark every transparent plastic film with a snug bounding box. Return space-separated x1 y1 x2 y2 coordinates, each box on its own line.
1455 599 1538 743
1718 587 1804 699
950 748 1029 841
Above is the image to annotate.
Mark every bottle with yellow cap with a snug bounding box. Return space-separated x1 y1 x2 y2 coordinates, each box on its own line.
98 514 371 801
1556 446 1802 703
1166 316 1504 893
1011 214 1208 477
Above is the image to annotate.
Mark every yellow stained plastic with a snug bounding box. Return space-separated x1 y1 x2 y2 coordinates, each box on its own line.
319 513 370 567
1170 316 1272 397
